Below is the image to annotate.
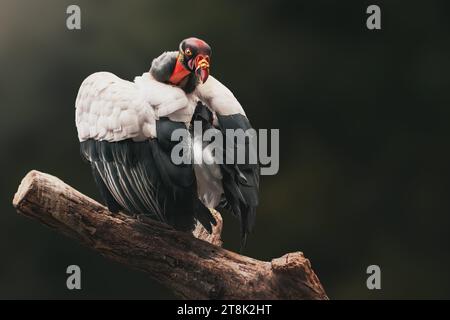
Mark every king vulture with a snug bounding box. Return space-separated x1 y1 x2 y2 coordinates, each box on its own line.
75 37 259 245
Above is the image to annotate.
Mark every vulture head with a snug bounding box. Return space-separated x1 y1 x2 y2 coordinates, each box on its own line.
178 37 211 84
150 37 212 92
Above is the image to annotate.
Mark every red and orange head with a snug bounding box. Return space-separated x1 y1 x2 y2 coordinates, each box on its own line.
178 37 211 84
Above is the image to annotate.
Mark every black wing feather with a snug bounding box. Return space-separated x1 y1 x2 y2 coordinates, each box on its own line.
81 122 216 233
215 113 260 246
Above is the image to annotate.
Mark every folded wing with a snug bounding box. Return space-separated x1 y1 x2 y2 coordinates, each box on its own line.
195 77 260 246
75 72 215 232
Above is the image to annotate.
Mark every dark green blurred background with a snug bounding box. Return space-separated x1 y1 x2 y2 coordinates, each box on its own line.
1 0 449 299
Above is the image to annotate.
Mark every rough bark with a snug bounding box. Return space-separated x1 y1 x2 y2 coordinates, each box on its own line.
12 170 328 300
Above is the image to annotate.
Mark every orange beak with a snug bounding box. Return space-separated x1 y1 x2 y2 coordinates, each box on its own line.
194 55 210 84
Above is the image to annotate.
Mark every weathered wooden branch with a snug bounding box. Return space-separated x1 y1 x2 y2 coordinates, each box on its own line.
12 170 328 300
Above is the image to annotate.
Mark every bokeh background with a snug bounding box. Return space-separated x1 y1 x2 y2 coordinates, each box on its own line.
1 0 449 299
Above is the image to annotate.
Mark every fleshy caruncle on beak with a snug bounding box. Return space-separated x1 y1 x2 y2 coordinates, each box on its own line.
194 55 210 83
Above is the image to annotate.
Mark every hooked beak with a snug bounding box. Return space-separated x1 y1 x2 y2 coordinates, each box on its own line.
194 55 210 84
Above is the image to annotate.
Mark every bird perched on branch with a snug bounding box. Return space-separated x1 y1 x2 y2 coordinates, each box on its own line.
75 37 259 246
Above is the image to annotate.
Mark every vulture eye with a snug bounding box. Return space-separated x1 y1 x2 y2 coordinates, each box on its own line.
185 48 192 56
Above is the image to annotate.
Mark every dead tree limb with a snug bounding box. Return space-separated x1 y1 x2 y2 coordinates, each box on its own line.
12 170 328 300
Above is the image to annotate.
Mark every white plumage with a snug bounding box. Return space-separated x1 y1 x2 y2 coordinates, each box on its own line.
75 72 246 143
192 127 224 208
195 76 246 117
75 72 195 142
